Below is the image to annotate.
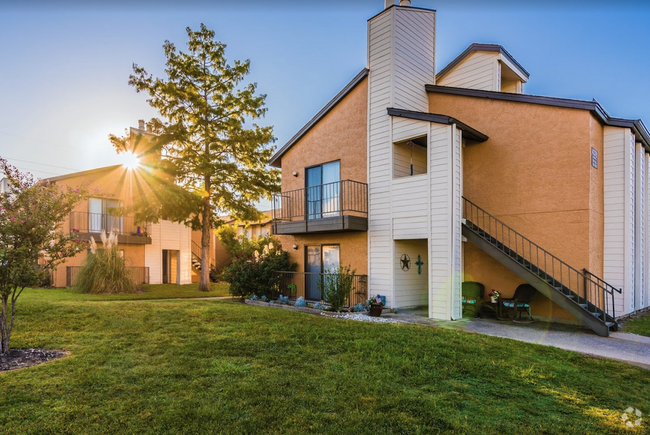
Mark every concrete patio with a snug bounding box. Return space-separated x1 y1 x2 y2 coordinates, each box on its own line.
383 308 650 370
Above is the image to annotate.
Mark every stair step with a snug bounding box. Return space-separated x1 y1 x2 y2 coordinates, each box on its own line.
606 322 616 329
591 312 603 318
578 303 588 309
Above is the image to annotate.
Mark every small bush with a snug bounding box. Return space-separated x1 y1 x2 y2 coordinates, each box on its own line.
221 234 296 299
294 297 307 308
318 265 356 312
74 231 137 294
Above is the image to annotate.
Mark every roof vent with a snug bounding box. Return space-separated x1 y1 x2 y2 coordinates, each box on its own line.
138 119 145 130
399 0 411 5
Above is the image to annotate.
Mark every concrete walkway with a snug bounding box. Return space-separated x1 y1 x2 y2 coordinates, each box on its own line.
384 308 650 369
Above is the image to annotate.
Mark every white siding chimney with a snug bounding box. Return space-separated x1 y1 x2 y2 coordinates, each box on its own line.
367 6 437 310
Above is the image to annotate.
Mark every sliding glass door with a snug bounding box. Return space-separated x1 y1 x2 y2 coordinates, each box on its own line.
306 161 340 219
305 244 340 300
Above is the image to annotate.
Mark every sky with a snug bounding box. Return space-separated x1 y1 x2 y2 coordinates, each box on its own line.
1 0 649 181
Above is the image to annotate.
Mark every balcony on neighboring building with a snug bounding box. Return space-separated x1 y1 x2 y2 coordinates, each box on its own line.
272 180 368 235
69 212 152 245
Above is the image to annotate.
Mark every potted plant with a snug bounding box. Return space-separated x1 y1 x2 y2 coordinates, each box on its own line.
489 289 500 303
287 283 297 295
367 294 385 317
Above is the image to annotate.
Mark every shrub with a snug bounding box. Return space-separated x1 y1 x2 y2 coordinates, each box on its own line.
221 234 296 299
74 231 137 294
318 265 356 312
294 297 307 308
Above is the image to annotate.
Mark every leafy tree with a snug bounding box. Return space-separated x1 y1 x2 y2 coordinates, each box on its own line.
0 158 87 354
110 24 280 292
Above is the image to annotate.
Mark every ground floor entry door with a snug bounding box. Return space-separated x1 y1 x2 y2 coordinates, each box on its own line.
305 245 340 300
162 250 179 284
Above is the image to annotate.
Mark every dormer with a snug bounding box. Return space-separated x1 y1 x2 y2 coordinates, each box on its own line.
436 43 529 94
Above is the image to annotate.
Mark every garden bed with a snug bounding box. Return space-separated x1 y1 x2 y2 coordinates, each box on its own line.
0 348 68 372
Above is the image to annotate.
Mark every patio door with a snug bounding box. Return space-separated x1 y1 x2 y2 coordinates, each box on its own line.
306 161 340 219
88 198 122 233
305 244 340 300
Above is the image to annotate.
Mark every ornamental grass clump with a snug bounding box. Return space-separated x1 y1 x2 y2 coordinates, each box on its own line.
318 265 356 312
74 231 137 294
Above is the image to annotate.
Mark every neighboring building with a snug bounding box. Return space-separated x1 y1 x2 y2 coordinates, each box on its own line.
45 121 217 287
226 211 273 240
269 1 650 336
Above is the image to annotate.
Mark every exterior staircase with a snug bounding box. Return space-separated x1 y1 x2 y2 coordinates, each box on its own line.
191 240 214 272
462 197 621 337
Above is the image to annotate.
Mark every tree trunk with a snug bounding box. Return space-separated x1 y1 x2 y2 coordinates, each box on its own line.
0 293 10 354
198 176 212 292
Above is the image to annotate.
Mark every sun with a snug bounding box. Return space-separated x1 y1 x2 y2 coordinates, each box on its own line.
120 152 141 170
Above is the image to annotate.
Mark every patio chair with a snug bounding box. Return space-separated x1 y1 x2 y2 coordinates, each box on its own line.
462 281 484 318
500 284 536 321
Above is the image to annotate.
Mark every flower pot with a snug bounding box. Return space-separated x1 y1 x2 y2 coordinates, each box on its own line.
491 297 497 303
369 305 383 317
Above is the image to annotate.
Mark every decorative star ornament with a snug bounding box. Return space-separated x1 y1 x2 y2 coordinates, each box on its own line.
400 254 411 271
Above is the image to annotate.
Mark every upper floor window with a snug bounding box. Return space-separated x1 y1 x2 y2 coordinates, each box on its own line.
393 136 427 178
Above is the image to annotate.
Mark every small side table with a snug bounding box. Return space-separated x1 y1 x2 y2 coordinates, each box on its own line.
480 301 505 320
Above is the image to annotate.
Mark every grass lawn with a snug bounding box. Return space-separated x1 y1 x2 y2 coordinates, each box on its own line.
23 282 231 303
622 311 650 337
1 289 649 434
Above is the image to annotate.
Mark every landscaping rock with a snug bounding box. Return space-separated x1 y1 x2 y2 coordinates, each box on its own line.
320 312 402 323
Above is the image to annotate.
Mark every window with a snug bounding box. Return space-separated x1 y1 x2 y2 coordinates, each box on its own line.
393 136 427 178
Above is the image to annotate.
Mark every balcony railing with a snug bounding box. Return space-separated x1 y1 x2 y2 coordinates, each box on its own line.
272 180 368 234
70 211 145 235
274 271 368 307
69 212 151 244
66 266 150 287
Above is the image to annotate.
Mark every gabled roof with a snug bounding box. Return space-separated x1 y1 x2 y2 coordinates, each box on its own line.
45 165 122 182
437 43 530 82
426 85 650 150
387 108 488 142
268 68 369 168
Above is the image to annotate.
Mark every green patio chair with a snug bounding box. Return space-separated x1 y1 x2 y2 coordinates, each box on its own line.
500 284 536 321
462 281 484 318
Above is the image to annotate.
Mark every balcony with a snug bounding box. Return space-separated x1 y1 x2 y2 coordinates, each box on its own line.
272 180 368 235
69 212 152 245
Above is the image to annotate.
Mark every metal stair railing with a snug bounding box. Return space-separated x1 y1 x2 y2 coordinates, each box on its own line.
463 197 621 325
191 240 214 270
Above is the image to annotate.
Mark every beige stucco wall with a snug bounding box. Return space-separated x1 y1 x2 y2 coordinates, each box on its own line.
274 77 369 277
428 93 604 322
279 77 368 192
278 232 368 276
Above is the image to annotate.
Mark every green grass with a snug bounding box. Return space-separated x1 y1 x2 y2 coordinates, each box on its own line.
623 311 650 337
1 288 649 434
27 282 231 303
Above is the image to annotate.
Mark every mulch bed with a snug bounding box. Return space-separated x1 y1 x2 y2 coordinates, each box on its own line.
0 348 68 372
